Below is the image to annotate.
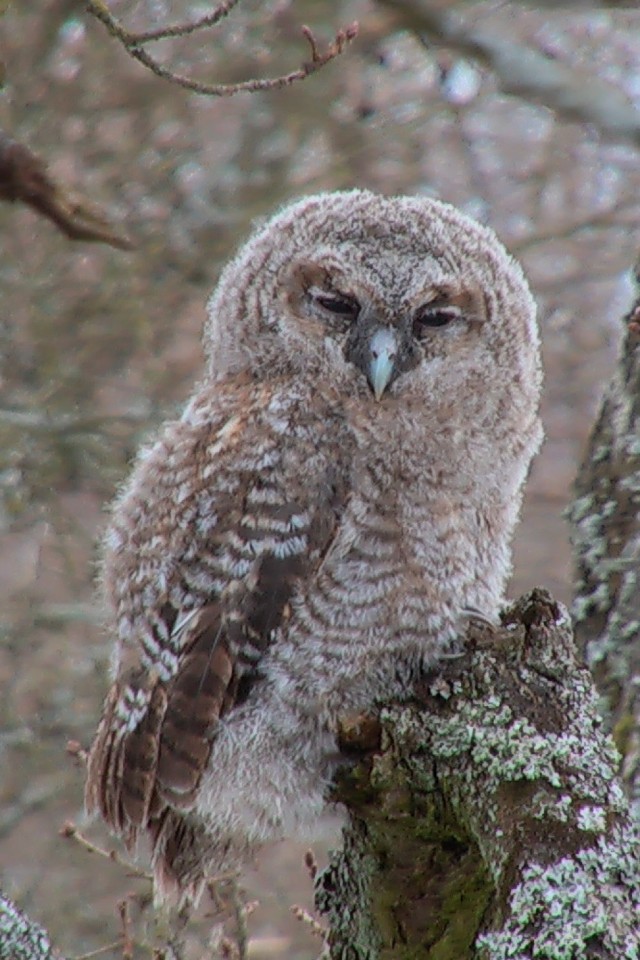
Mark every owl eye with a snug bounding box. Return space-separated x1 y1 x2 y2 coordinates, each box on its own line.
412 304 461 338
311 288 360 321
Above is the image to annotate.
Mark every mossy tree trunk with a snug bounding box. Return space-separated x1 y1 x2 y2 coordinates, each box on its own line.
569 262 640 814
317 592 640 959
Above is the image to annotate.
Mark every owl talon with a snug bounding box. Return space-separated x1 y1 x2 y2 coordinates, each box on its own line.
461 606 500 628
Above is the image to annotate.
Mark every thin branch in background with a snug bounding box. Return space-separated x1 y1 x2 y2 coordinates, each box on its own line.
32 604 102 628
0 130 134 250
228 882 257 960
84 0 358 97
0 407 149 434
381 0 640 147
0 779 68 840
220 937 240 959
291 850 327 945
60 821 152 882
66 740 88 766
117 899 134 960
291 904 327 941
122 0 241 44
69 939 123 960
304 849 318 882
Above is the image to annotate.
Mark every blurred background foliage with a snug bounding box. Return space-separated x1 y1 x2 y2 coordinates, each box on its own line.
1 1 640 956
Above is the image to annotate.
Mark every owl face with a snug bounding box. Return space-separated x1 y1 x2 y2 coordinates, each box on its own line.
205 190 540 417
281 253 491 401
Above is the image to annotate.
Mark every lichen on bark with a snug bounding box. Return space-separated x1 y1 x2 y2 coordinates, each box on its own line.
0 890 61 960
318 590 640 959
569 263 640 817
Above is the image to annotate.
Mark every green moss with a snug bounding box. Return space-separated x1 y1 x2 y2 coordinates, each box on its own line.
612 712 635 757
360 803 492 959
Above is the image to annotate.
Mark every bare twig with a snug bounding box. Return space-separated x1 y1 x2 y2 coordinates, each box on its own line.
0 407 149 433
113 0 240 45
292 851 327 946
220 938 240 960
291 905 327 941
229 881 251 960
84 0 357 97
68 896 139 960
84 0 239 45
70 940 123 960
60 822 152 882
117 900 134 960
304 849 318 882
0 130 133 249
66 740 89 766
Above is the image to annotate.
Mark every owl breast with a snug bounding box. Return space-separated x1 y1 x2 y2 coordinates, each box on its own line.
268 424 500 718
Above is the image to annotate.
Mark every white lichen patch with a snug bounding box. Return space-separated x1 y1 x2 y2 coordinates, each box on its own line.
390 655 625 866
592 443 611 465
419 687 619 807
576 804 607 833
469 717 563 788
608 780 626 811
531 792 573 823
589 581 612 613
477 824 640 959
569 494 596 524
624 434 640 457
428 677 452 699
620 619 640 639
571 593 595 624
619 471 640 492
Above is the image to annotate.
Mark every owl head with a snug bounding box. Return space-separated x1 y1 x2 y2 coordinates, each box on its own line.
205 190 541 432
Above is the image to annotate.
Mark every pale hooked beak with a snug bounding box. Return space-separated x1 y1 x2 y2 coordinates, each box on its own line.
368 328 398 401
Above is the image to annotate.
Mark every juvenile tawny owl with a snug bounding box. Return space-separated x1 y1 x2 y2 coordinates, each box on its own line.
86 190 542 901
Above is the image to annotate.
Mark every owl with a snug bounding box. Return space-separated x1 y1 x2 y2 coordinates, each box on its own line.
85 190 542 903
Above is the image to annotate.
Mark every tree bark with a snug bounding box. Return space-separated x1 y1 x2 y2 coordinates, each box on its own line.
569 264 640 816
0 890 62 960
317 590 640 959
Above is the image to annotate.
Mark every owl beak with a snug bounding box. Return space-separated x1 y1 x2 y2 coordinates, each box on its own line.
368 328 398 401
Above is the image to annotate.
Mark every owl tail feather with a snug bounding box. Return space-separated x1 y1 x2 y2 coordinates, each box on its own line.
149 809 211 908
85 680 168 843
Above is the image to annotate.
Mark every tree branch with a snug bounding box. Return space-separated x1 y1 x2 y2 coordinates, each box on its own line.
84 0 358 98
92 0 242 45
379 0 640 146
318 590 640 959
569 263 640 812
0 130 133 250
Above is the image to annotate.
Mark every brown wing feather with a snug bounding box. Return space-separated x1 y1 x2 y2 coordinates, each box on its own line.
155 606 233 807
85 392 351 893
154 550 307 807
85 686 124 830
85 549 316 845
86 676 166 841
120 682 167 825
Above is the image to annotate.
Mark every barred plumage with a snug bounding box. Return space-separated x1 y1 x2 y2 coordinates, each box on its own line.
86 190 543 902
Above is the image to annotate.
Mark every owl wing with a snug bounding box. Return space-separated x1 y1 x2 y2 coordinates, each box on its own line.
85 381 349 848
